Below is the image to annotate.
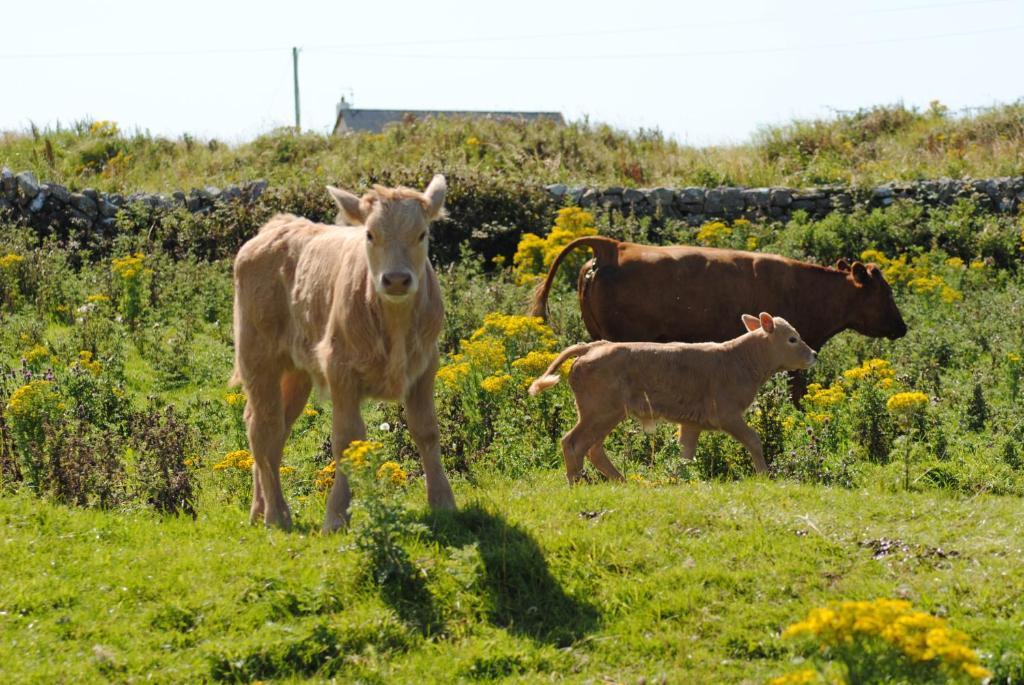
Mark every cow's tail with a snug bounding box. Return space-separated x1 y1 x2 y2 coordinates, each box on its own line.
528 341 608 396
529 236 621 320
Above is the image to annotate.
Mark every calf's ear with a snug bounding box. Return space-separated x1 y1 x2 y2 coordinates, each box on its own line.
327 186 366 225
758 312 775 333
851 261 870 285
741 314 761 332
421 174 447 220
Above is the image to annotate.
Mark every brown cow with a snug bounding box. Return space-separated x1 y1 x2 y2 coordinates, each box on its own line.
529 313 817 481
530 236 906 398
231 176 456 532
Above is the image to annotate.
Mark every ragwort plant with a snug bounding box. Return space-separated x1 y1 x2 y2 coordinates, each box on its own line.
774 598 991 684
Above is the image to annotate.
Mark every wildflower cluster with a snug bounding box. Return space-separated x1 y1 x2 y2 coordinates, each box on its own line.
111 252 152 325
843 358 896 387
223 392 246 408
376 461 408 487
886 391 930 417
342 440 383 471
212 449 254 471
437 313 559 392
512 206 598 285
695 220 732 247
860 249 962 303
0 253 24 270
75 350 102 375
779 598 991 682
89 120 120 137
23 344 50 366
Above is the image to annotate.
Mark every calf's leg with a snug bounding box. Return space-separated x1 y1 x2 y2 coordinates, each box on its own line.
720 418 768 475
562 407 624 484
404 368 456 511
245 373 292 530
586 441 625 482
323 388 365 534
678 424 701 462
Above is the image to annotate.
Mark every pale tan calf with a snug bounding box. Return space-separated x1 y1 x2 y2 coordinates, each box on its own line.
231 175 456 532
529 313 816 481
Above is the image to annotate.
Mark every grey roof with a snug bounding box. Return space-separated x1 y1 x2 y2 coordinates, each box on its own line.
333 109 564 135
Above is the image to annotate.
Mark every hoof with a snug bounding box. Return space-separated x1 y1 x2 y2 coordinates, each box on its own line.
321 512 348 535
427 484 457 511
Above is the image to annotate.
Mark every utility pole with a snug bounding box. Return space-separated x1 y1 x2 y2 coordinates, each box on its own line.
292 46 301 132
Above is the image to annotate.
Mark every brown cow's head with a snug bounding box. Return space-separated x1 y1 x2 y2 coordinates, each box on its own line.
742 312 817 372
327 175 447 303
839 260 908 340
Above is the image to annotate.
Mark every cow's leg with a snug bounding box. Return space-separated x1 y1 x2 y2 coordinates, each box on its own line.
586 441 625 482
404 367 456 510
678 424 702 462
245 372 292 530
789 370 809 404
323 389 365 534
720 418 768 475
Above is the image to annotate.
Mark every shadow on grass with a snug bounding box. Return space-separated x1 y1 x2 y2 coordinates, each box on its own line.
419 503 601 647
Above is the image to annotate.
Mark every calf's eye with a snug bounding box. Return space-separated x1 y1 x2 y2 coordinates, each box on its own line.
366 231 374 243
789 337 797 343
418 231 427 242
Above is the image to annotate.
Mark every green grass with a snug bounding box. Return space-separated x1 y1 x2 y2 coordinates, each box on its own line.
2 476 1021 683
2 101 1023 194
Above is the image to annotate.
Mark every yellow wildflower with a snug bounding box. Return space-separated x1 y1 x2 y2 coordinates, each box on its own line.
512 207 597 285
458 337 507 370
436 361 470 387
886 391 929 415
767 669 818 685
944 256 965 269
76 350 102 375
1007 352 1022 364
969 260 986 270
112 252 149 280
315 461 336 490
0 253 24 270
465 136 481 147
696 220 731 247
470 312 557 350
745 235 759 251
859 249 890 266
224 392 246 408
341 440 382 470
212 449 253 471
279 465 296 476
23 344 49 365
843 358 895 383
804 383 845 407
6 380 59 419
376 461 408 486
86 294 111 304
480 373 512 394
303 406 318 417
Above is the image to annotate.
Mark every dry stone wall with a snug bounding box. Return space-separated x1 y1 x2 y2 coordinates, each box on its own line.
545 177 1024 224
2 167 1023 242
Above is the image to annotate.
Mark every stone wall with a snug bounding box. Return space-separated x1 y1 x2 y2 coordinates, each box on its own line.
545 177 1024 224
2 166 1023 241
0 168 268 237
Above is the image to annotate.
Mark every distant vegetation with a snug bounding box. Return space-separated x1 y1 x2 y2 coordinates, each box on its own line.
2 101 1023 193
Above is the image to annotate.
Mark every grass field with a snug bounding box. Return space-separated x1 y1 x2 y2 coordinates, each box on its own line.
3 478 1022 683
1 110 1024 682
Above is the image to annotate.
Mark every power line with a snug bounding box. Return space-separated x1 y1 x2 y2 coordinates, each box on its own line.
0 0 1014 61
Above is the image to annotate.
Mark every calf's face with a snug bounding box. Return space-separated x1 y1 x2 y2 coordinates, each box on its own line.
328 175 447 302
742 312 817 371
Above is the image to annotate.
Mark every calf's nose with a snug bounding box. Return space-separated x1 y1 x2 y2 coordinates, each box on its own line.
381 271 413 295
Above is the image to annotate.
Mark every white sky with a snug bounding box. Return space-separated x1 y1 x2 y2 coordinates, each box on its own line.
1 0 1022 145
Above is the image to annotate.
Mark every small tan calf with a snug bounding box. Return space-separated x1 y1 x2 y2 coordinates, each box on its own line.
529 313 816 482
232 176 456 532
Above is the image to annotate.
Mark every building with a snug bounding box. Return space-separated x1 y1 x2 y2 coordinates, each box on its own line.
331 97 564 135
